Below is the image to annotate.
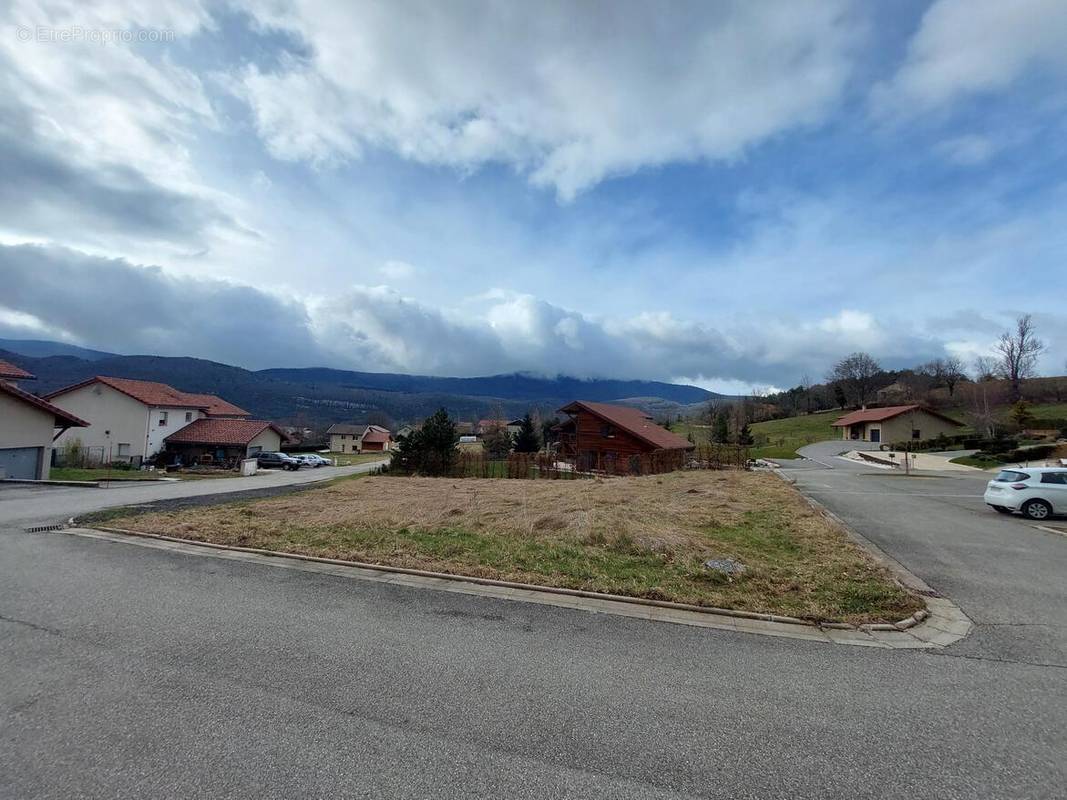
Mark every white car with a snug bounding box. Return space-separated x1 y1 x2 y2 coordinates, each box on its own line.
984 467 1067 520
293 454 331 468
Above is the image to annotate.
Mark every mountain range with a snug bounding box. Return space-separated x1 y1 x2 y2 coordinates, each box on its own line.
0 339 724 428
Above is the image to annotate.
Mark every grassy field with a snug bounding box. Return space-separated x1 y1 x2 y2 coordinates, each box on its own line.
748 412 840 459
1028 403 1067 420
100 470 921 624
675 412 840 460
325 452 392 466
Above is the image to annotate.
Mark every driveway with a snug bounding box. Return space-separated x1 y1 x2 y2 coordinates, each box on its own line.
1 449 1064 798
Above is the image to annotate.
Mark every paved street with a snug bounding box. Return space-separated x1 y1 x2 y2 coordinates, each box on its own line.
0 461 385 528
2 452 1065 798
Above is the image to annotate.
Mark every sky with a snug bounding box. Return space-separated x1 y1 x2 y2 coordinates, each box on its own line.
1 0 1066 393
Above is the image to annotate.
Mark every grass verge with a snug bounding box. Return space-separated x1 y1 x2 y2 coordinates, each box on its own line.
100 470 920 624
49 467 164 482
325 452 391 466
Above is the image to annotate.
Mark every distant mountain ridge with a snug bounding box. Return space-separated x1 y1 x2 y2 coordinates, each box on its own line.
258 367 716 405
0 337 117 361
0 339 724 427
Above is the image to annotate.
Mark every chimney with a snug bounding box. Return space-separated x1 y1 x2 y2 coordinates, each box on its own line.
861 405 867 411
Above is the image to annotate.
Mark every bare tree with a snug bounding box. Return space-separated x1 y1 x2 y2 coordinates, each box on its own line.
918 356 967 398
828 352 882 407
965 382 998 439
994 314 1045 398
800 373 813 414
972 355 998 382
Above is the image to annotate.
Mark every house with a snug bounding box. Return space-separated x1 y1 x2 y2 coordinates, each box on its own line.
0 360 89 479
476 419 523 437
45 376 251 465
832 405 963 444
326 423 393 453
396 424 417 439
556 400 693 470
163 419 286 465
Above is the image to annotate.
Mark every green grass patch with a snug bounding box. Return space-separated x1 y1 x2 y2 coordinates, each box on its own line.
49 467 164 482
325 452 392 466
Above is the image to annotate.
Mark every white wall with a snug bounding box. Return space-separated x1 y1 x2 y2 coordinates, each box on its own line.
52 383 150 460
247 428 282 456
146 407 206 457
0 393 58 479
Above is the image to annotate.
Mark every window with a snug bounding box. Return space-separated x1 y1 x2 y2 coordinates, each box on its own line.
994 470 1029 483
911 429 921 439
600 424 615 438
116 443 130 457
158 411 168 426
185 411 193 422
1040 472 1067 485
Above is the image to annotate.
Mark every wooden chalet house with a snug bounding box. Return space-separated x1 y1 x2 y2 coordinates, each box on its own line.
557 400 693 473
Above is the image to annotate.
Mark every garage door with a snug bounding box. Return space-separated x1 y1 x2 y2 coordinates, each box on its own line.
0 447 42 480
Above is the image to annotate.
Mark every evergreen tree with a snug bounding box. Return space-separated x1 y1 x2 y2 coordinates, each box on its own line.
737 422 754 446
513 413 540 453
712 410 730 444
418 408 459 475
389 429 421 474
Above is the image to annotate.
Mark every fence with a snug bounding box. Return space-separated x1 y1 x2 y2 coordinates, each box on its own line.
408 444 750 480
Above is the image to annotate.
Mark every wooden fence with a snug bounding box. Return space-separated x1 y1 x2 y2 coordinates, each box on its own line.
425 444 749 479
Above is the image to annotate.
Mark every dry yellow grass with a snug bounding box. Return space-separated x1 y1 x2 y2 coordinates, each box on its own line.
103 471 922 623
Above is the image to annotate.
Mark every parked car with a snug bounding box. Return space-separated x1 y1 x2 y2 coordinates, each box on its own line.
256 451 301 471
984 467 1067 520
293 453 331 467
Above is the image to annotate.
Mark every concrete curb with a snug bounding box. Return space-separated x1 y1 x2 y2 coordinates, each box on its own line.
773 469 972 647
58 521 969 649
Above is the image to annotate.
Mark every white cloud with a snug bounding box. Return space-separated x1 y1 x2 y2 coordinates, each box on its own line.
873 0 1067 114
935 134 1000 166
378 260 416 280
235 0 861 199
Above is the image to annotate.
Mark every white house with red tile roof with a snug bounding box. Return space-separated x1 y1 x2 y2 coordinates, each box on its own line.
45 376 253 464
0 364 88 479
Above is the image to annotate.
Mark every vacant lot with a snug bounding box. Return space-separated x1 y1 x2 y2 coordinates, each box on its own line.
102 471 920 623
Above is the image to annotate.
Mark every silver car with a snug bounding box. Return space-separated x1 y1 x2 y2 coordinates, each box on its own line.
984 467 1067 520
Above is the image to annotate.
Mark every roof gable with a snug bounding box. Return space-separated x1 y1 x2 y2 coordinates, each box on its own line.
165 418 283 446
45 376 248 416
831 405 964 427
0 381 88 427
0 359 34 381
559 400 693 450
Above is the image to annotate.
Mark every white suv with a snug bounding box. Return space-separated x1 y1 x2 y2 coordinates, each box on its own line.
984 467 1067 520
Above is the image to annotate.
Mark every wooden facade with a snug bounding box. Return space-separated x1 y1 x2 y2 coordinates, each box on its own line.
557 400 693 473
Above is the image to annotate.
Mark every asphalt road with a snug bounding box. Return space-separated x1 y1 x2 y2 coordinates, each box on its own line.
2 450 1064 798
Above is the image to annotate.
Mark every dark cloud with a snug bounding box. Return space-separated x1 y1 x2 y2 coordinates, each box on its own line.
0 103 232 247
1 244 324 369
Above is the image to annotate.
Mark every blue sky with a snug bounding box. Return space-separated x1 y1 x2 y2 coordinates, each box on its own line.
1 0 1065 391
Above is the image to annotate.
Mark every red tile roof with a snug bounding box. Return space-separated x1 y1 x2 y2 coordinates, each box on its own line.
0 380 88 427
176 393 250 417
831 405 963 427
0 359 34 381
165 418 284 446
559 401 694 450
45 376 248 416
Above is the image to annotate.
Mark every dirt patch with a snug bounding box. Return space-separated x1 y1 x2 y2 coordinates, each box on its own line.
102 470 922 623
